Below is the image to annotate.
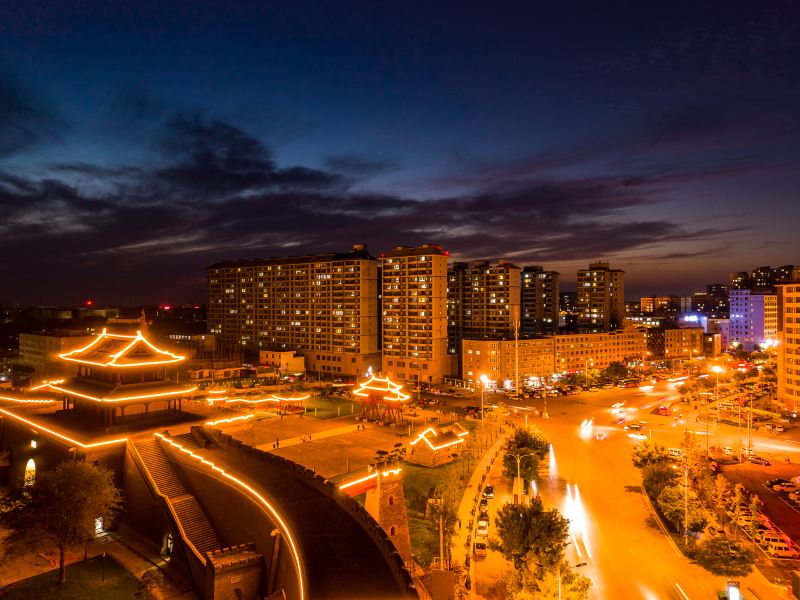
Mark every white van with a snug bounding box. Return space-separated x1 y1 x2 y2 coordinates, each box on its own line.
759 531 782 547
668 448 683 459
768 541 800 559
473 541 488 558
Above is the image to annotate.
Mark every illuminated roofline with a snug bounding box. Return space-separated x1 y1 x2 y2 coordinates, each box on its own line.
59 329 185 368
409 427 466 451
0 395 59 405
0 407 127 449
338 467 402 491
47 383 197 403
155 433 307 600
205 414 254 426
352 375 410 401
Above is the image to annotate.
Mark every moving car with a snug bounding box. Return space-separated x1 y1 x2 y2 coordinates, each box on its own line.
482 484 495 499
749 456 770 466
474 541 488 557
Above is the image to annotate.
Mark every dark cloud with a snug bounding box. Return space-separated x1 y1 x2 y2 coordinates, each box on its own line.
0 71 62 158
325 155 396 175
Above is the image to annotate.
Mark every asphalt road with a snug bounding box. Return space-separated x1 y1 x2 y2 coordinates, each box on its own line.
443 383 792 600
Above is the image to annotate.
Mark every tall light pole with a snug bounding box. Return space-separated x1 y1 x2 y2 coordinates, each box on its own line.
683 463 689 545
712 365 723 449
479 374 489 437
510 451 536 504
513 306 520 396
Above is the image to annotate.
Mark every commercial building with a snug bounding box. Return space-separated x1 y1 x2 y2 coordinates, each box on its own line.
447 260 521 352
206 244 380 377
17 331 94 377
577 262 625 332
729 289 778 352
520 266 560 335
707 318 731 350
777 281 800 410
382 245 449 384
461 327 646 385
646 327 704 360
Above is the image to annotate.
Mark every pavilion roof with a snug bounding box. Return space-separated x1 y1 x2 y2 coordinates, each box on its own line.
59 328 185 368
45 377 196 403
409 427 466 451
352 375 410 402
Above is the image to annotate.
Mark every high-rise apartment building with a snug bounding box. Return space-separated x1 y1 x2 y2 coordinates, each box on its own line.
447 260 521 353
577 262 625 332
520 266 560 335
382 245 449 383
728 289 778 352
730 271 750 290
206 244 380 376
639 295 692 316
777 281 800 410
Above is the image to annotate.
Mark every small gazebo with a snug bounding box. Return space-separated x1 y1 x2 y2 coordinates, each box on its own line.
353 374 409 424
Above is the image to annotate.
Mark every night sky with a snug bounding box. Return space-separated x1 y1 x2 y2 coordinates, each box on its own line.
1 2 799 306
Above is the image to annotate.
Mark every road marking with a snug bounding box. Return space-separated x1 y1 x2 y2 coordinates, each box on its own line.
675 582 690 600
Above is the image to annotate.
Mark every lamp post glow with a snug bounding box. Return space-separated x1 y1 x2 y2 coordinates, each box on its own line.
479 374 489 436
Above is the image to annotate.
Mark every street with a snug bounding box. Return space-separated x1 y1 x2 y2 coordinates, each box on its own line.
451 382 795 599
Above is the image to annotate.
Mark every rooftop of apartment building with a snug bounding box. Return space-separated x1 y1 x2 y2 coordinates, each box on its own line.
381 244 446 258
207 243 376 269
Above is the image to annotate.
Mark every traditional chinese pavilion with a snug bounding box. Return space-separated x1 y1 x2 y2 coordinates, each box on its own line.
353 374 409 424
41 328 196 429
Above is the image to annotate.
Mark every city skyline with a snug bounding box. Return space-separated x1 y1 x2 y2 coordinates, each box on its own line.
1 2 799 305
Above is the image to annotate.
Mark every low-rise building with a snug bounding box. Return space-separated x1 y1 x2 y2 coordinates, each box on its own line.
17 331 94 377
259 350 306 375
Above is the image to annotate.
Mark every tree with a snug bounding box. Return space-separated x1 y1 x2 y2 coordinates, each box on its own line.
494 499 569 570
641 463 679 498
713 474 731 510
747 496 764 548
656 484 706 533
507 559 591 600
502 427 549 482
427 470 461 568
731 484 745 539
694 536 754 578
0 460 122 583
601 361 628 381
631 441 671 469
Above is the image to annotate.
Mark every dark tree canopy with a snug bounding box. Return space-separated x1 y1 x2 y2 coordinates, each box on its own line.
502 427 549 482
631 441 671 470
0 460 123 584
494 498 569 570
694 537 754 578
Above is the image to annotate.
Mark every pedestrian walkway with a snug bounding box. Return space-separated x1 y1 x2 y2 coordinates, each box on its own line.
452 430 509 599
255 421 366 450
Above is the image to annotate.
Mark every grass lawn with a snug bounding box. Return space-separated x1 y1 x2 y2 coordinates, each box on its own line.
0 555 138 600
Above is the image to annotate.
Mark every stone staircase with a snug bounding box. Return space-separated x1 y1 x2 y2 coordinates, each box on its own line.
134 437 221 558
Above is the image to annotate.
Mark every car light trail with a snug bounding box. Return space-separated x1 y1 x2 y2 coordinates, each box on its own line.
549 443 557 478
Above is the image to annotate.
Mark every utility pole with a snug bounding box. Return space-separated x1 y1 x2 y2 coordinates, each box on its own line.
683 464 689 545
514 306 520 396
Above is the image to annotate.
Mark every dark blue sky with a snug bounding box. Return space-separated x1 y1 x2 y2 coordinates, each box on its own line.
1 1 799 305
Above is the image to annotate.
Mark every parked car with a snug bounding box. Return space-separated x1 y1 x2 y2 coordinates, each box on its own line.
479 498 489 510
749 456 770 466
476 522 489 538
474 541 488 557
767 541 800 559
482 484 495 499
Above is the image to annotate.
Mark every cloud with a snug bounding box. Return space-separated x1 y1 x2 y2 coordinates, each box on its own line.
325 155 397 175
0 70 63 158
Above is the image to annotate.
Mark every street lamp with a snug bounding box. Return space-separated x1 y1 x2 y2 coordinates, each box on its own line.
711 365 724 451
509 451 536 504
479 374 489 434
558 562 586 600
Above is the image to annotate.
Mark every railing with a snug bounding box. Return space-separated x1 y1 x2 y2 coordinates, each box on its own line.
127 440 207 566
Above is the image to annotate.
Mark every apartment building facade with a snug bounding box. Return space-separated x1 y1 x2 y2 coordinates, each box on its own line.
447 260 521 352
521 266 560 335
729 289 778 352
382 245 449 383
206 244 380 377
461 327 646 385
577 262 625 332
777 282 800 410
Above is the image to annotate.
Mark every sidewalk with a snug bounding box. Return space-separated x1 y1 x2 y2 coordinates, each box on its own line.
453 429 509 599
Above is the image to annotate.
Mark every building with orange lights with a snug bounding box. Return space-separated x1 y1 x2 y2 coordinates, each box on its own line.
777 281 800 410
382 245 449 383
577 262 625 332
207 244 381 377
